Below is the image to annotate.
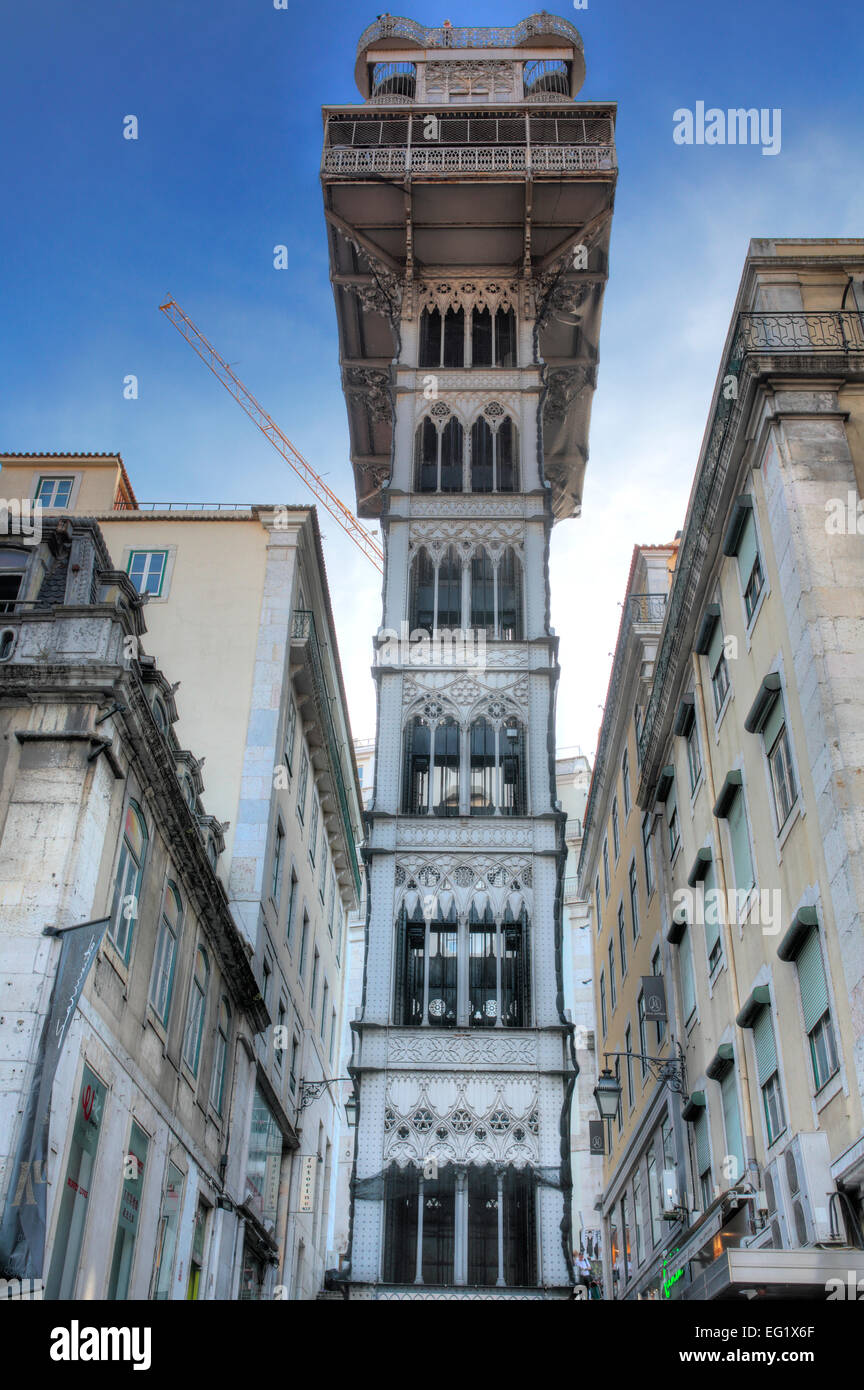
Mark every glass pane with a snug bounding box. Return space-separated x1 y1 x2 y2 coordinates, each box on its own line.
432 721 460 816
418 309 440 367
442 308 464 367
497 419 517 491
470 419 493 491
469 925 497 1026
467 1166 498 1283
439 418 463 492
472 307 493 366
412 548 435 629
46 1064 107 1300
383 1167 418 1283
437 545 462 628
416 418 438 491
470 550 495 630
422 1168 455 1283
428 928 457 1026
469 719 496 814
151 1161 185 1299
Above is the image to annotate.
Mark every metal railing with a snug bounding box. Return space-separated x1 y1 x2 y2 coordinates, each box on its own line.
563 876 580 900
356 14 584 57
134 501 256 512
628 592 668 624
292 610 361 897
323 143 613 175
639 308 864 772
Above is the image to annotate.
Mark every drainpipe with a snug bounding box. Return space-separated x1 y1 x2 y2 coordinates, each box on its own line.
690 653 759 1190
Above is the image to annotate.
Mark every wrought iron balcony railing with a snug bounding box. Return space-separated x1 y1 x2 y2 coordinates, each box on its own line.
292 609 361 897
356 14 585 58
638 308 864 772
322 112 615 177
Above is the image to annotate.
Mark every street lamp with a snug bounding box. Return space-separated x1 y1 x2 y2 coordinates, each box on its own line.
593 1068 622 1121
344 1090 358 1129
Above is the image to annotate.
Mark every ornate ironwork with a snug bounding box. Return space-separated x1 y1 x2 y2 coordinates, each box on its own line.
637 309 864 780
298 1077 352 1113
603 1043 688 1098
355 14 585 59
322 144 614 177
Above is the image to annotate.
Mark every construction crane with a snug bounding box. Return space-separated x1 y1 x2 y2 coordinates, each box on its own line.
158 297 384 573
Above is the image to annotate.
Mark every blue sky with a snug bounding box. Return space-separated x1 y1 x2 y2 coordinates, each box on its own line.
1 0 861 753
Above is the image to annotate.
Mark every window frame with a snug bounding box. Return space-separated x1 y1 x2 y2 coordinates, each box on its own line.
126 549 169 598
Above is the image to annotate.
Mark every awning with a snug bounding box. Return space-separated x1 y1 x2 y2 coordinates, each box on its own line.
683 1245 863 1301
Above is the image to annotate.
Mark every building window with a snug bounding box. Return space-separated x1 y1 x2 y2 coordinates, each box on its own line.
418 306 464 368
693 1107 713 1209
725 785 755 896
318 840 328 901
633 1170 644 1266
620 1192 629 1276
35 475 74 508
608 938 616 1011
108 800 148 962
127 550 168 597
720 1065 744 1185
752 1005 785 1146
414 415 464 493
244 1088 283 1232
182 946 209 1076
611 797 620 860
614 1058 623 1132
617 904 627 977
707 619 731 716
149 880 182 1024
272 820 286 905
599 970 607 1036
289 1033 300 1094
743 552 764 622
396 896 528 1029
309 796 319 865
686 718 702 791
703 861 723 973
470 305 516 367
470 715 525 816
297 748 309 823
409 544 459 632
602 838 610 898
628 861 639 941
646 1149 661 1248
382 1163 536 1288
634 705 644 766
641 815 654 897
0 550 27 613
150 1160 185 1300
285 699 297 774
652 948 665 1045
311 949 320 1014
735 510 764 623
667 786 679 859
625 1024 634 1108
402 715 459 817
469 416 518 492
320 979 329 1038
595 876 602 932
210 998 231 1113
46 1063 108 1299
496 547 523 638
107 1120 149 1300
286 871 298 946
678 927 696 1024
329 1008 338 1066
622 749 631 817
794 928 839 1092
762 699 797 829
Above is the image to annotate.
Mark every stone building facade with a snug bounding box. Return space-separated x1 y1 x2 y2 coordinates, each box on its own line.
322 14 616 1297
580 239 864 1300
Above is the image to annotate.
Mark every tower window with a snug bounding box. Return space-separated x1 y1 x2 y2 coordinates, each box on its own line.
470 417 518 492
402 716 460 817
418 307 464 368
414 417 464 493
471 307 516 367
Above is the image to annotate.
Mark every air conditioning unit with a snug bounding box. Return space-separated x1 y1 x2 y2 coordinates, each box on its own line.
783 1133 835 1246
762 1162 788 1250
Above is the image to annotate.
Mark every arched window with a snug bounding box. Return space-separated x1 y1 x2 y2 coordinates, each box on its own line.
402 715 460 816
471 306 516 367
418 307 465 368
182 945 209 1076
396 894 458 1027
209 997 231 1114
152 697 169 735
108 800 148 962
414 416 464 493
468 899 497 1027
469 717 496 814
470 417 518 492
498 548 523 640
468 715 526 816
436 545 462 629
470 548 495 632
501 900 529 1026
149 880 182 1024
409 545 462 632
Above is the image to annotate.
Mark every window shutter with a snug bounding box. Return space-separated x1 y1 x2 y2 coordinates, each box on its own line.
694 1108 711 1175
680 929 696 1020
707 616 725 671
762 695 785 751
720 1068 744 1179
735 511 759 587
796 929 829 1033
703 860 721 957
753 1005 777 1085
666 779 677 820
727 789 754 892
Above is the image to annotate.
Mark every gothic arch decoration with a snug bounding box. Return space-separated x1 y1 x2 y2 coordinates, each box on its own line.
417 280 521 319
402 670 529 724
408 517 525 558
413 395 522 429
394 857 533 918
383 1074 539 1168
424 60 518 103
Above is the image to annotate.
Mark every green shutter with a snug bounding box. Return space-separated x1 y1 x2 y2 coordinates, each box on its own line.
753 1005 777 1085
762 695 785 751
735 511 759 587
727 789 754 892
707 616 725 671
694 1108 711 1175
680 928 696 1020
796 929 829 1033
703 860 721 957
720 1068 744 1179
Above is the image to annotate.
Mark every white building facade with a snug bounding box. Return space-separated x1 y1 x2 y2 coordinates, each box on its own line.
322 13 616 1298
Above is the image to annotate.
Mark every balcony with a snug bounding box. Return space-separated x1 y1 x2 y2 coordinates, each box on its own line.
322 112 616 179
